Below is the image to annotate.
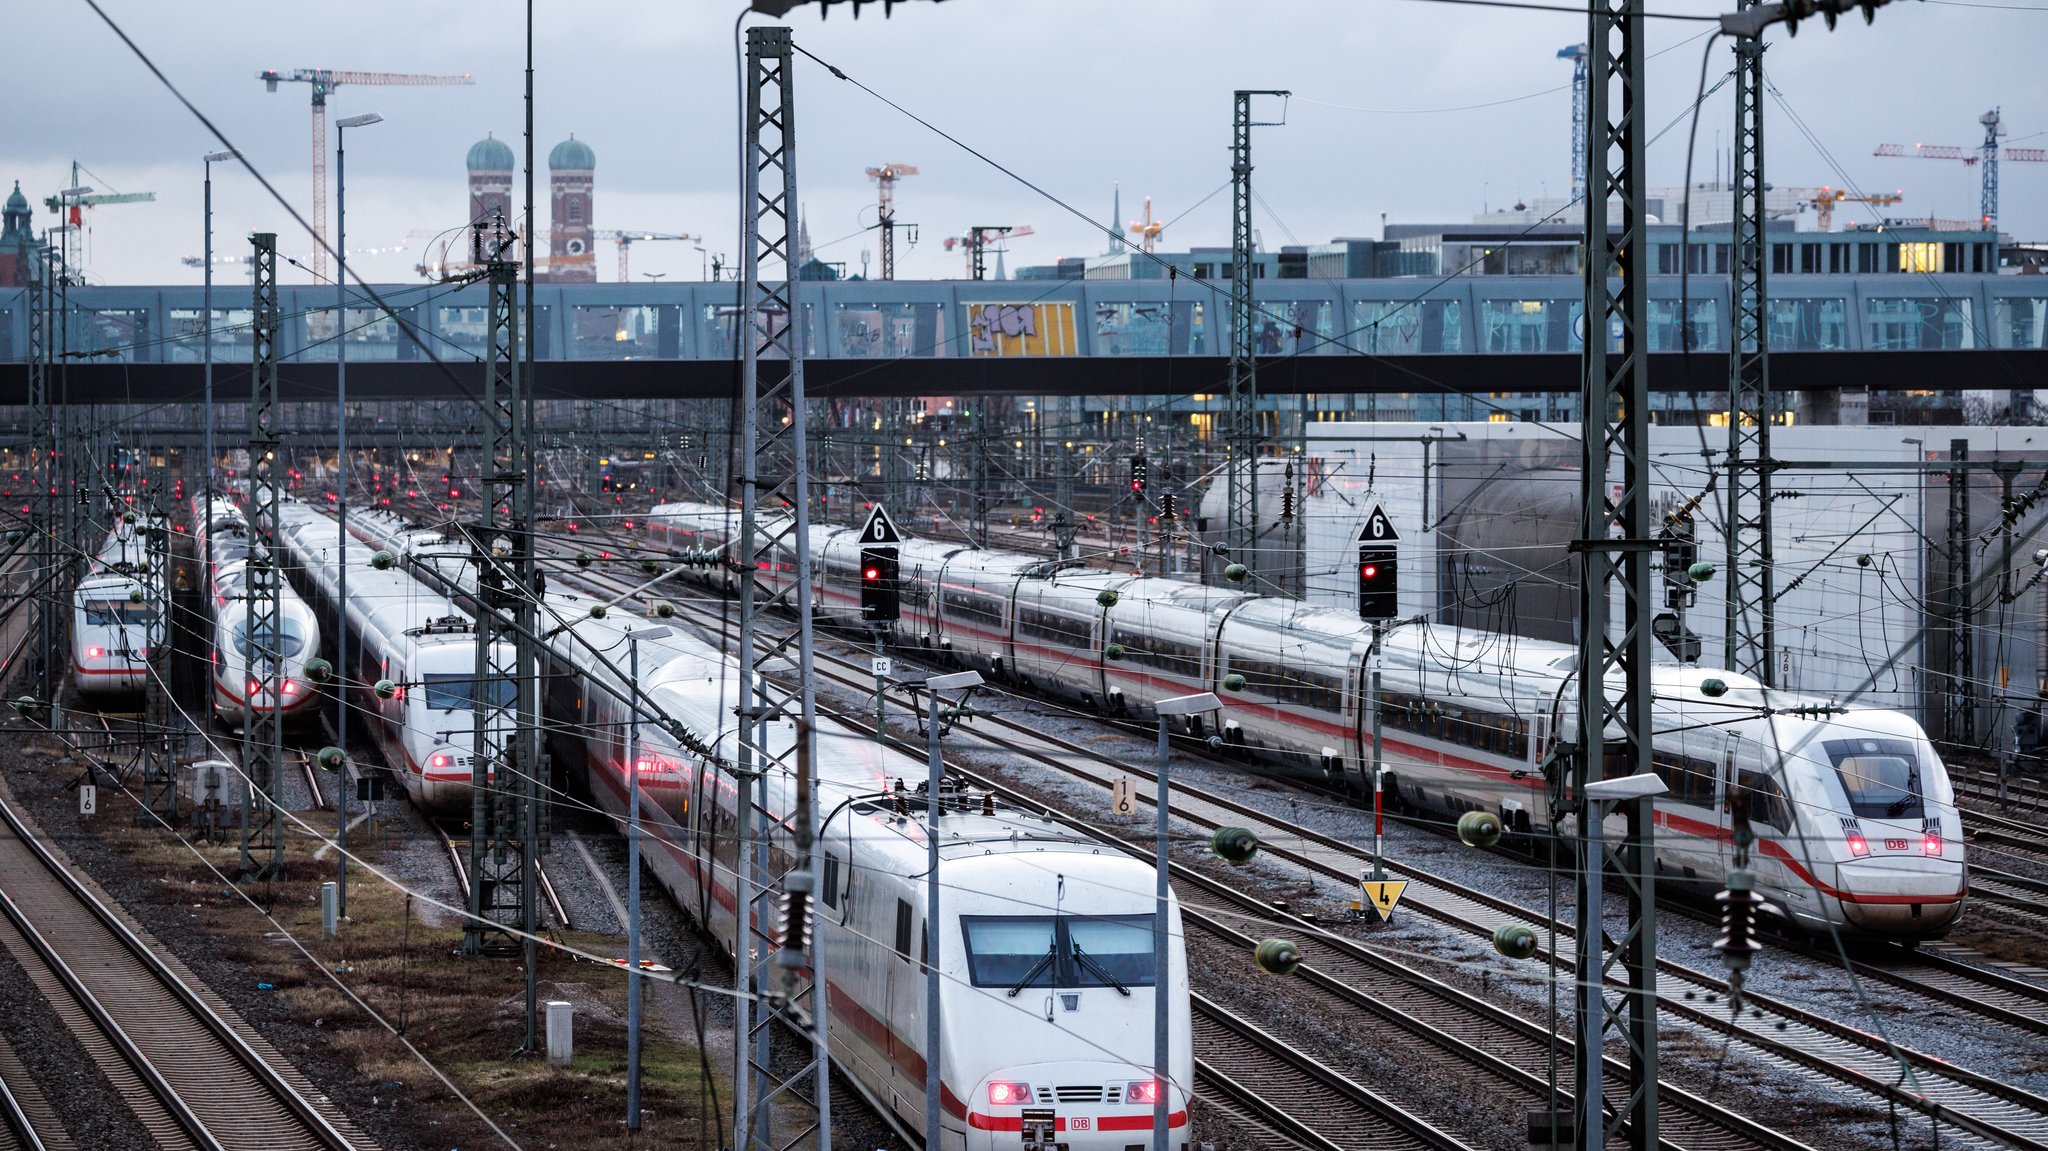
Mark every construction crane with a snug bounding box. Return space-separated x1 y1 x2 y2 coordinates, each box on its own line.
41 161 155 276
258 68 475 280
942 225 1033 280
865 163 918 280
1127 196 1164 253
1797 186 1904 231
1558 44 1588 202
1874 108 2045 230
593 230 694 281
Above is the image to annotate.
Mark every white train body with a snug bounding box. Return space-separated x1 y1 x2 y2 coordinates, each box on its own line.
72 521 164 696
273 502 506 814
353 509 1198 1149
644 499 1968 940
193 495 323 726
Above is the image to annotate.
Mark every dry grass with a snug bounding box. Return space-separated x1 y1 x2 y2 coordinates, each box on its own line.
6 735 724 1151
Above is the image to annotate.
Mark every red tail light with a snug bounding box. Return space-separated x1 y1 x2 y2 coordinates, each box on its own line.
1923 834 1944 856
430 753 452 768
987 1081 1032 1105
281 679 298 696
1126 1080 1163 1105
247 679 262 697
1846 833 1870 857
87 646 103 658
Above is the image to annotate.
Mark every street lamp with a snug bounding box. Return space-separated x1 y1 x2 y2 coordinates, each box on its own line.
1150 691 1219 1151
333 110 383 918
202 151 239 500
921 669 982 1151
692 244 709 281
624 624 672 1131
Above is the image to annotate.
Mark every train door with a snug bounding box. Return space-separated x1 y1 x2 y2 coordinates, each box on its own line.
885 896 925 1117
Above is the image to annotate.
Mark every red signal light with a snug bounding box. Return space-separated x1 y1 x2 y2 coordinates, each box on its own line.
1362 564 1379 579
864 566 880 581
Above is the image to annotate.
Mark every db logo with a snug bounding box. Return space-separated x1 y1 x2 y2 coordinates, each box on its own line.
1069 1119 1092 1131
1884 839 1909 851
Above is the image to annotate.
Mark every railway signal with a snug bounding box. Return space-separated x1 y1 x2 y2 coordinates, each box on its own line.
1356 506 1400 622
861 547 900 622
1129 453 1148 494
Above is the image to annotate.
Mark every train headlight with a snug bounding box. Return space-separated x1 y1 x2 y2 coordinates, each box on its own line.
1922 834 1944 856
987 1081 1033 1105
1846 832 1870 857
1125 1080 1162 1105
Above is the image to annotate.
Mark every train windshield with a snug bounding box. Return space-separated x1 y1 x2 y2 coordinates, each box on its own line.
961 915 1157 990
1820 738 1923 819
82 599 157 627
421 673 516 712
232 620 308 658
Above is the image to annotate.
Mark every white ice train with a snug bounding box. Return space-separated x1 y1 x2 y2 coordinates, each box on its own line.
272 501 508 814
192 495 324 726
71 517 167 697
346 508 1199 1150
645 500 1968 941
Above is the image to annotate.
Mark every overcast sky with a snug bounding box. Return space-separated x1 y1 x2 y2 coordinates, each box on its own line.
7 0 2042 288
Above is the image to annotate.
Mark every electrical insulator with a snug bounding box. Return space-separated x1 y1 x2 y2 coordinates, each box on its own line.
1714 869 1764 1009
1280 484 1295 521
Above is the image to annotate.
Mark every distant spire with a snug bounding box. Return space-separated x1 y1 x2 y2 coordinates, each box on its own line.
797 209 813 266
1108 181 1123 253
994 245 1007 281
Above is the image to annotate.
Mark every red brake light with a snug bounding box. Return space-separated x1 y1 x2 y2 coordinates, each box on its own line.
1126 1080 1162 1105
987 1081 1032 1105
1923 834 1943 856
1846 833 1870 857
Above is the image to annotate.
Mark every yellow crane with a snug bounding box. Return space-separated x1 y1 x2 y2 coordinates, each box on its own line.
595 231 694 281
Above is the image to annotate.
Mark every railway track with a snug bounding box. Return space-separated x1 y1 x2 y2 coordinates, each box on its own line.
546 556 1821 1151
0 791 366 1151
593 563 2048 1151
0 1048 47 1151
431 820 573 932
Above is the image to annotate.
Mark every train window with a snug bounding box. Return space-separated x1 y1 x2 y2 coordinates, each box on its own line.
960 915 1158 989
82 599 158 626
962 916 1056 987
1820 739 1923 819
421 673 517 712
1065 916 1156 989
1739 773 1793 834
822 853 840 910
895 900 914 960
231 619 308 658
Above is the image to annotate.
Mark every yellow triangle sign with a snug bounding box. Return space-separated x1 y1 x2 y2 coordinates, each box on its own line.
1361 879 1407 922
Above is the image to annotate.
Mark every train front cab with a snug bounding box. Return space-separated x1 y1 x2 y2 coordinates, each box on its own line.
941 856 1194 1151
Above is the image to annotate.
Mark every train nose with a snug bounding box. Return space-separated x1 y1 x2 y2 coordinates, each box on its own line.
967 1063 1189 1151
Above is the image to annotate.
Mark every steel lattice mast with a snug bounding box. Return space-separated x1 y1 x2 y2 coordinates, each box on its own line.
1725 5 1775 686
1225 91 1259 586
461 249 545 1061
1572 0 1659 1145
733 26 831 1151
27 247 51 706
240 233 287 881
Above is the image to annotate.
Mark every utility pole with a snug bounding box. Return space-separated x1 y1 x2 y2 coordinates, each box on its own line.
1224 89 1288 591
241 232 288 882
867 163 918 281
733 26 832 1151
1725 4 1775 685
1570 1 1658 1146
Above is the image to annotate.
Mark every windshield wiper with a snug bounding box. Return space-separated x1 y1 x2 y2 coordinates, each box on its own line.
1006 942 1058 997
1071 942 1130 996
